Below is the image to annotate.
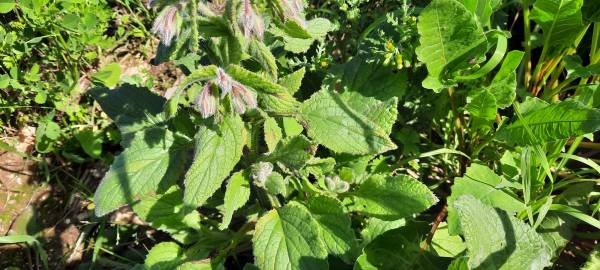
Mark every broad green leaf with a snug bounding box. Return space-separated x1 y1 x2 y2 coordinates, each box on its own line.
94 128 190 216
279 67 305 94
133 187 201 244
447 164 525 234
496 100 600 145
263 135 313 171
220 171 251 230
416 0 487 91
352 174 438 220
360 218 406 246
340 92 398 133
307 196 359 263
453 195 552 270
145 242 184 270
430 222 466 257
300 90 396 155
264 117 283 152
325 55 407 100
184 115 246 208
92 63 121 88
531 0 584 52
90 85 166 135
488 50 524 108
253 202 328 270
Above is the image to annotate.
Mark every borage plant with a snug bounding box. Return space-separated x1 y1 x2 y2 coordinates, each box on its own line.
90 0 600 269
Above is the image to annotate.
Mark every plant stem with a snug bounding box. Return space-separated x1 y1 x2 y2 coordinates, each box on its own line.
190 0 200 52
420 205 448 254
522 0 532 90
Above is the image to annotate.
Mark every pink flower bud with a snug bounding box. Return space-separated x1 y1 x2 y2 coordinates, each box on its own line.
151 6 180 46
231 81 257 114
239 0 265 40
282 0 306 26
196 82 217 118
215 67 234 96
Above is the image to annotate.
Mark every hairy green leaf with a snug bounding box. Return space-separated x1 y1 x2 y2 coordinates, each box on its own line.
94 128 190 216
307 196 359 263
184 115 246 208
300 90 396 155
90 85 166 135
264 116 283 153
253 202 328 270
453 195 552 270
220 171 251 230
352 174 438 220
447 164 525 234
132 187 201 244
325 55 407 100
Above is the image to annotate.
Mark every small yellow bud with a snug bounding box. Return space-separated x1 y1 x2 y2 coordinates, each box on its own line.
385 41 394 51
320 60 329 68
87 202 95 210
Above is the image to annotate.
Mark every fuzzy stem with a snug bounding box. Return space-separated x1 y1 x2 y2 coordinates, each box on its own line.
190 0 200 52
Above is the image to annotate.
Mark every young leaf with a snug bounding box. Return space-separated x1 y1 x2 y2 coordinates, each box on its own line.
94 128 190 216
300 90 396 155
220 171 251 230
496 100 600 145
453 195 552 270
253 202 328 270
487 50 524 108
263 116 283 152
352 174 438 220
531 0 585 53
416 0 487 91
307 196 359 263
279 67 305 95
262 135 313 171
184 115 246 208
